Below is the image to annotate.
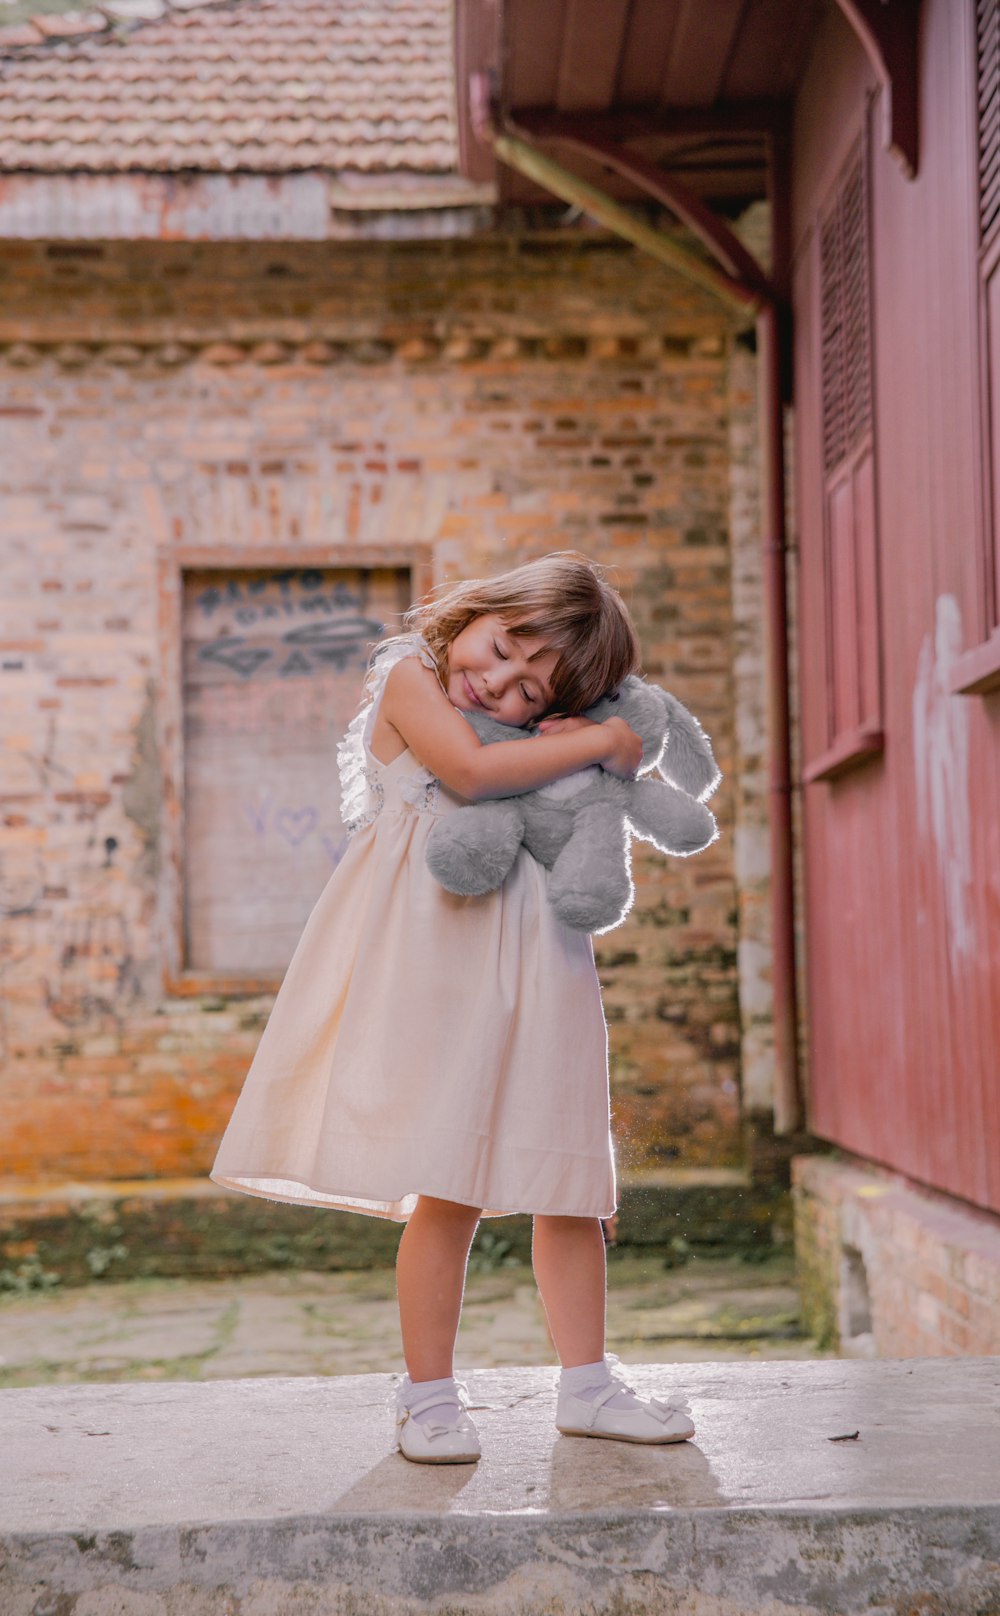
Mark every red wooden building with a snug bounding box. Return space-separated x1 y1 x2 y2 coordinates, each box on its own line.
453 0 1000 1354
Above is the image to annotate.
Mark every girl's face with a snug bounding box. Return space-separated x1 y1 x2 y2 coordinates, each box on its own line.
446 613 558 728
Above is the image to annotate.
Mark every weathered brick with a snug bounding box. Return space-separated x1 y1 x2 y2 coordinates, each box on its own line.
795 1154 1000 1356
0 233 757 1182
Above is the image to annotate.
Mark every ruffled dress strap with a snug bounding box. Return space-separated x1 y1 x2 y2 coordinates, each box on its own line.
337 633 442 835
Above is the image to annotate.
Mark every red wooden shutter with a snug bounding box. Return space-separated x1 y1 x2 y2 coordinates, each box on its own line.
806 135 883 780
840 152 873 450
979 0 1000 244
819 207 847 476
979 0 1000 649
953 0 1000 690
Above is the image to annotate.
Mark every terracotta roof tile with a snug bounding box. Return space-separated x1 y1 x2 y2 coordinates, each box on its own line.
0 0 459 174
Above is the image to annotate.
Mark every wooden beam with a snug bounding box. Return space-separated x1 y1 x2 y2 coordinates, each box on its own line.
555 0 630 112
489 125 761 318
555 129 774 296
513 100 787 144
505 0 566 109
615 0 682 106
833 0 921 178
660 0 748 108
454 0 500 184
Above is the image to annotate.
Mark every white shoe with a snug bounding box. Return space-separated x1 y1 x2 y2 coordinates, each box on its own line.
395 1382 482 1465
556 1362 695 1445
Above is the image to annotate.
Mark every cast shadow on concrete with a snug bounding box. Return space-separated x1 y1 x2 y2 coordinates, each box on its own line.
329 1404 727 1517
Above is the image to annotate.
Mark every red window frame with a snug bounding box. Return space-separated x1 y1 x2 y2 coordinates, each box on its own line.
803 129 885 783
950 0 1000 694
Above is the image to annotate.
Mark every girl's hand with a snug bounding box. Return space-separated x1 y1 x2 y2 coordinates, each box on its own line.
600 716 643 779
535 714 596 736
382 658 638 801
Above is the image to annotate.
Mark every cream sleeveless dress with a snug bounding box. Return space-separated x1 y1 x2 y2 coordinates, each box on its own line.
210 635 616 1221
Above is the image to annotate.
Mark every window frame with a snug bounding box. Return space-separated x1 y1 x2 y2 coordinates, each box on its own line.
950 0 1000 694
802 119 886 784
156 543 433 997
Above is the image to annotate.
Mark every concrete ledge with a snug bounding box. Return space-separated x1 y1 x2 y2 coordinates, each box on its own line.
0 1172 791 1289
4 1358 1000 1614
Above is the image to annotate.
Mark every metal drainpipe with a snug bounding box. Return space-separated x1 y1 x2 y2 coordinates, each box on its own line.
479 118 803 1134
756 302 801 1135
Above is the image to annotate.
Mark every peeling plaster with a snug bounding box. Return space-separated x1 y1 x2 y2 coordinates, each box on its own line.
912 595 974 963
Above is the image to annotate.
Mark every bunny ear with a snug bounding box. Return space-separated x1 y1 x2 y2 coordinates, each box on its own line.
658 691 721 801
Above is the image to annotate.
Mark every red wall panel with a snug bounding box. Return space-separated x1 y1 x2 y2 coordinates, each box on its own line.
792 0 1000 1214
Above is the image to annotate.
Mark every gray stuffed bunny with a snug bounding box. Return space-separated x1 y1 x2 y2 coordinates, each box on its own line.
425 675 720 934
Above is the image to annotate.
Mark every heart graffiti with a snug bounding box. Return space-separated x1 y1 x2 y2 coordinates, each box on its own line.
274 806 319 847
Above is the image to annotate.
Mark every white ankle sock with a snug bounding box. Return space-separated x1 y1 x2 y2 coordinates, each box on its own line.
401 1374 463 1428
559 1357 636 1412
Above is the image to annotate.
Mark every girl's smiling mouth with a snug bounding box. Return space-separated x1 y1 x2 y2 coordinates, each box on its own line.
463 674 486 708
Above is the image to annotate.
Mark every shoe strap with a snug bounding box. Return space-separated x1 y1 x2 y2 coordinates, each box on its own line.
404 1391 466 1424
581 1383 689 1430
584 1381 623 1427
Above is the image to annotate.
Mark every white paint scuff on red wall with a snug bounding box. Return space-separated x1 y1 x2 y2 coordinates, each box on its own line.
912 594 974 963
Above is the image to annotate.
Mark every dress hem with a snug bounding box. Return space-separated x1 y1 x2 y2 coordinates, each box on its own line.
209 1169 617 1224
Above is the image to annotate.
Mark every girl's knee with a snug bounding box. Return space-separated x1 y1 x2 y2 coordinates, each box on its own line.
416 1195 482 1227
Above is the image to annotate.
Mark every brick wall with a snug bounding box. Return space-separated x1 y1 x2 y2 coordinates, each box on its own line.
0 235 748 1182
725 338 774 1122
794 1153 1000 1356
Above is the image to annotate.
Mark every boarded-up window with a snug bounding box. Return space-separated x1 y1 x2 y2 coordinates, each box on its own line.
181 565 410 974
815 135 882 759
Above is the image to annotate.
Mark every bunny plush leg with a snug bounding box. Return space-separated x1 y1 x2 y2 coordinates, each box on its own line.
425 801 526 897
547 802 634 933
626 777 717 856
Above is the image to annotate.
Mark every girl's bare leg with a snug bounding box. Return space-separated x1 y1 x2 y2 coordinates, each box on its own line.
395 1194 482 1381
531 1214 606 1367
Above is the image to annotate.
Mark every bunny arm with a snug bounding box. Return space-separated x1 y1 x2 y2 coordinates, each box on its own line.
547 801 635 934
625 776 718 856
658 691 722 801
425 800 528 897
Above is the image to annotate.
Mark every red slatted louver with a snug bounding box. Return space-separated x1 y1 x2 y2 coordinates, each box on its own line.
806 127 883 777
979 0 1000 242
820 140 872 476
841 153 872 446
820 208 846 474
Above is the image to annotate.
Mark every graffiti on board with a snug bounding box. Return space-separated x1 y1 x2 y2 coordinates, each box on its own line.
242 789 347 867
193 571 385 680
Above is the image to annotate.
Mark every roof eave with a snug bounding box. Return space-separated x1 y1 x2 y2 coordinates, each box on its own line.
0 170 497 242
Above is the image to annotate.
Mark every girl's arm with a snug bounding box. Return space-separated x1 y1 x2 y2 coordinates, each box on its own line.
380 658 642 801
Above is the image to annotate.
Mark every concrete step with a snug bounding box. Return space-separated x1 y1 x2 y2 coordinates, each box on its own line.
0 1171 792 1288
3 1358 1000 1615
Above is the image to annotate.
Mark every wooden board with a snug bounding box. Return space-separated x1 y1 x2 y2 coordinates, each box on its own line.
181 565 410 974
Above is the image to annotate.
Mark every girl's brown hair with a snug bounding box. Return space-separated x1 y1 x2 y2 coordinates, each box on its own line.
405 552 641 714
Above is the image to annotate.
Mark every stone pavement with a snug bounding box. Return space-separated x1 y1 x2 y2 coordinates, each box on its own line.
0 1251 823 1387
3 1358 1000 1615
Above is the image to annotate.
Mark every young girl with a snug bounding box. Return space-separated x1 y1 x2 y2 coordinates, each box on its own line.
211 553 695 1463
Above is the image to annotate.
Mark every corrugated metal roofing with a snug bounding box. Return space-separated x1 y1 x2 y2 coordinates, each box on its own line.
0 0 459 174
